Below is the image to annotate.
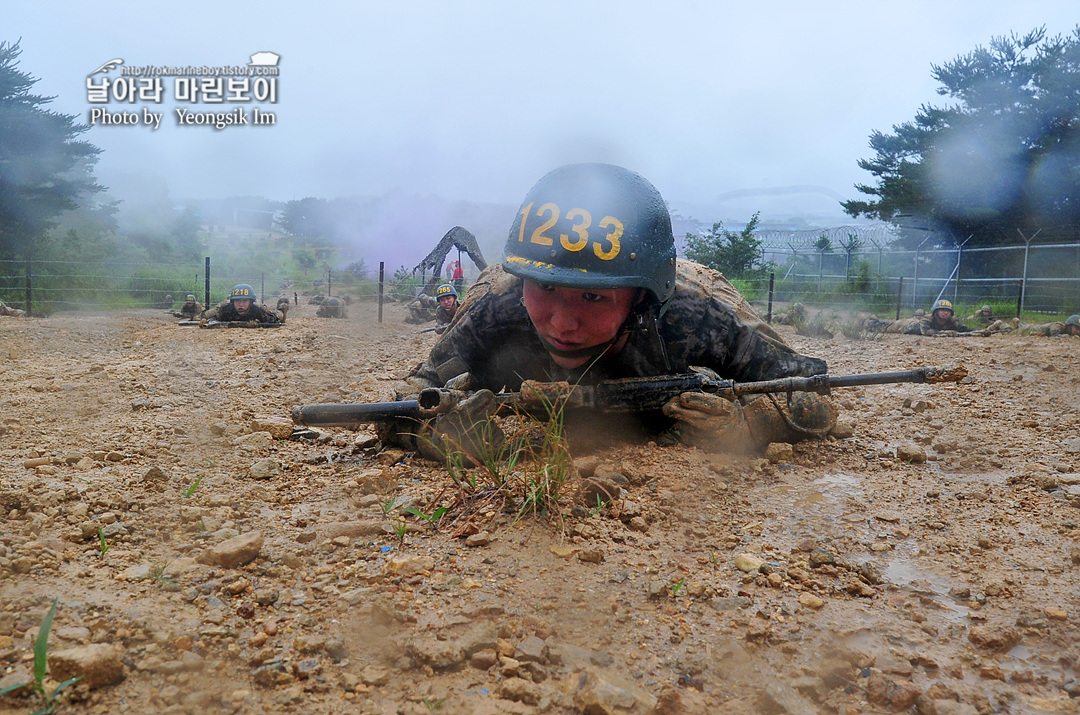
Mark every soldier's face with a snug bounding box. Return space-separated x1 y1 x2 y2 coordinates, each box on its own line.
1067 324 1080 337
933 309 951 323
438 295 457 311
233 298 253 315
522 280 639 369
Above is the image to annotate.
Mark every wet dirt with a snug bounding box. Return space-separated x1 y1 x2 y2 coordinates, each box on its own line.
1 303 1079 714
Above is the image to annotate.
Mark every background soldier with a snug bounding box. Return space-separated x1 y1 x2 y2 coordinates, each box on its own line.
382 163 836 461
902 299 974 335
774 302 806 326
966 304 1011 333
0 300 26 317
1013 314 1080 337
433 284 460 325
173 294 204 318
200 284 285 325
316 296 348 318
405 292 438 324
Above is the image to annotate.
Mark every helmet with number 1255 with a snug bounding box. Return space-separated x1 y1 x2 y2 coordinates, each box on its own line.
502 163 677 315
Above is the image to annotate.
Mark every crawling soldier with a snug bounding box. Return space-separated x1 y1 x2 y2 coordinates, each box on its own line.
200 284 285 326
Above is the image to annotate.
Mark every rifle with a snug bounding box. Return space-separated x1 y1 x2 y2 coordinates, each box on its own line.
198 319 283 329
419 325 447 335
291 365 967 427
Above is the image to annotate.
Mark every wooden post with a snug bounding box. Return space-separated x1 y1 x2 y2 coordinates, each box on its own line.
766 272 775 323
378 261 384 323
24 259 32 317
895 276 904 320
204 257 211 308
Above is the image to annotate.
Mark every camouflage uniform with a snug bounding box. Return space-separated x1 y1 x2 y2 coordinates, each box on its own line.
1012 319 1077 337
774 303 806 326
399 261 829 452
406 294 438 324
965 307 1011 333
435 303 457 326
901 314 973 336
174 299 205 318
200 299 284 325
316 297 348 318
0 301 26 317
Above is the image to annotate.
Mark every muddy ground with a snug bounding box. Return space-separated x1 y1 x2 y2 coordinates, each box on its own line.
1 300 1079 715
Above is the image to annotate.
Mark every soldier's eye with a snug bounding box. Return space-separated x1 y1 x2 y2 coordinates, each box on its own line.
582 292 605 304
537 282 556 293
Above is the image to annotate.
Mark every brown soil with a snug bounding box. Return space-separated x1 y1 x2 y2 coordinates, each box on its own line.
1 303 1079 715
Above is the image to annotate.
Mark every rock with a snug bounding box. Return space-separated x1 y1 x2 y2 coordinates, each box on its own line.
251 417 292 440
1044 606 1068 620
866 669 920 711
578 549 604 564
234 432 274 451
798 593 824 609
384 555 434 577
198 531 264 569
49 644 125 690
708 597 752 611
515 635 547 664
896 444 927 463
575 667 658 714
498 677 541 705
1064 437 1080 454
464 531 492 547
248 458 282 480
765 442 794 463
831 419 856 439
968 626 1021 653
735 553 764 573
926 700 979 715
471 649 498 670
119 564 154 581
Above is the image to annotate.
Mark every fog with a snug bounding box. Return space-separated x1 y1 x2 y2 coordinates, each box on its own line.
7 0 1078 267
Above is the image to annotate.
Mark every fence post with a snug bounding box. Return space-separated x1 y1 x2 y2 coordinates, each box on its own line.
766 272 775 323
261 272 265 302
204 257 211 308
378 261 384 324
24 259 32 318
817 249 824 293
1016 283 1023 319
327 269 331 297
895 276 903 320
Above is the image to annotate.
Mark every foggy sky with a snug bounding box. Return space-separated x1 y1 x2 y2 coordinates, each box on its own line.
8 1 1079 229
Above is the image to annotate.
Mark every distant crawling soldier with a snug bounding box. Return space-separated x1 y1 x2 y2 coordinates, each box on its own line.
0 300 26 317
276 296 291 318
406 292 438 324
173 294 204 319
774 302 806 326
316 296 348 318
902 299 974 336
864 309 924 335
965 305 1011 333
200 284 285 326
1012 314 1080 337
433 284 460 326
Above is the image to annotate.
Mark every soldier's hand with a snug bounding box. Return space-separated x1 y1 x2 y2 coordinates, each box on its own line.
661 392 749 452
420 389 506 466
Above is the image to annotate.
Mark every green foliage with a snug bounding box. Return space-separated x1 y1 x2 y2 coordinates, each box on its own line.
814 234 832 253
684 212 771 280
0 40 104 260
844 27 1080 247
0 598 82 714
183 475 203 498
97 527 109 558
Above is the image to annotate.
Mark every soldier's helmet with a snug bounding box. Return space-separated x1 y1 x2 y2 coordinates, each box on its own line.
791 302 805 313
185 294 196 303
503 163 677 315
914 309 926 317
980 305 992 313
931 299 953 315
165 294 173 302
1066 315 1080 328
435 284 458 300
230 284 256 303
326 297 341 308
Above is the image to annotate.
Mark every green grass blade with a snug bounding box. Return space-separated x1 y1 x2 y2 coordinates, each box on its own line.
34 599 59 686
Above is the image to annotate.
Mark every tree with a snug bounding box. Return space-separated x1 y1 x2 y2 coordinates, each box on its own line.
0 40 104 259
844 27 1080 248
684 212 770 279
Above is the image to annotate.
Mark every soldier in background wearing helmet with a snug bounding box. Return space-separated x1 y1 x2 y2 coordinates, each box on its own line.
200 284 285 325
1012 314 1080 337
173 294 205 319
433 284 460 326
383 163 836 461
774 302 806 326
965 304 1011 333
902 299 973 336
316 296 348 318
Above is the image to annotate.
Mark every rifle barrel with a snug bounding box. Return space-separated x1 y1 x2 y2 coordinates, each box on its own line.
291 400 421 426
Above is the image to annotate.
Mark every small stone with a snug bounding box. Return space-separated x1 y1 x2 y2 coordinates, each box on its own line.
234 432 274 451
830 419 856 439
799 593 824 609
764 442 794 463
198 531 264 569
735 553 764 573
1045 606 1068 620
550 545 578 559
578 549 604 564
470 649 498 670
251 417 293 440
464 531 492 547
49 644 125 690
498 677 540 705
896 444 927 463
968 626 1021 653
248 458 282 480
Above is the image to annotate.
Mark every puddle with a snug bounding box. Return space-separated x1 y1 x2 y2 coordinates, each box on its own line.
884 552 971 623
757 471 869 548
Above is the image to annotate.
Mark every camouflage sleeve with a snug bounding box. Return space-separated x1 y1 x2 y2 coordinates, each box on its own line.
901 320 930 336
660 282 825 381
